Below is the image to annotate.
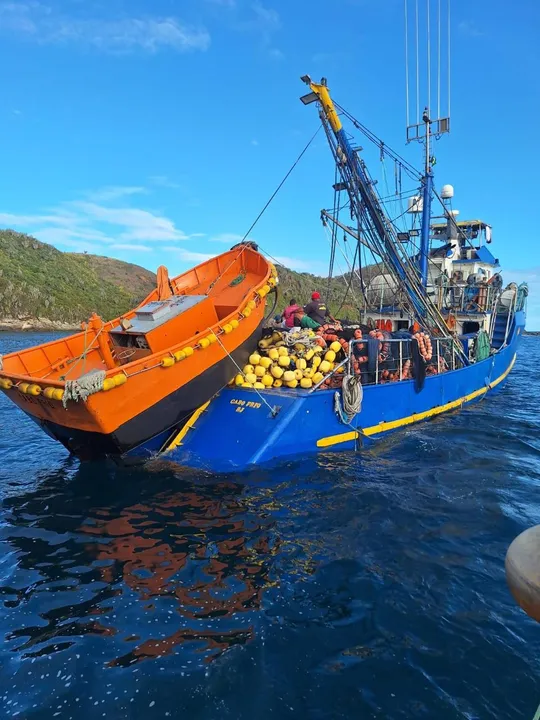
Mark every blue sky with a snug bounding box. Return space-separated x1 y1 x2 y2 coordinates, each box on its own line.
0 0 539 326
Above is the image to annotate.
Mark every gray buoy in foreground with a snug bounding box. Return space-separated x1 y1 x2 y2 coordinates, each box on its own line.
505 525 540 622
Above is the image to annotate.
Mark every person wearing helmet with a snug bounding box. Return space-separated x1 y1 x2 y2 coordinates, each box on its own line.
304 292 334 325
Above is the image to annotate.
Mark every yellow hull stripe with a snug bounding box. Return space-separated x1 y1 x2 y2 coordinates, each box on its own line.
316 354 516 449
165 400 211 451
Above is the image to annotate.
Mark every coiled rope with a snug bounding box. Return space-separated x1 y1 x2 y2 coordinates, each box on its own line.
283 329 318 348
63 369 106 408
334 374 363 424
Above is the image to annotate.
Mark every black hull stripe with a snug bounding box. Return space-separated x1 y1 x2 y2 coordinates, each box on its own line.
37 325 262 460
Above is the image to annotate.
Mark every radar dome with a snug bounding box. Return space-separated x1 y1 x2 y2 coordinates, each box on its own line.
441 184 454 199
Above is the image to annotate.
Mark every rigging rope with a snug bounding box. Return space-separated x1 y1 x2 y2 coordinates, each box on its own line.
207 125 321 293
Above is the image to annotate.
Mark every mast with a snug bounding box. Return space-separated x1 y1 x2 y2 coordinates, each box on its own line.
419 108 433 288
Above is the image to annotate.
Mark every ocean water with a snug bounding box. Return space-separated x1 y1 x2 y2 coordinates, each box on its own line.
0 331 539 720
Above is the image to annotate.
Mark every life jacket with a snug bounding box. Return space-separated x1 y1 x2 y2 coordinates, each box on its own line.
283 304 301 328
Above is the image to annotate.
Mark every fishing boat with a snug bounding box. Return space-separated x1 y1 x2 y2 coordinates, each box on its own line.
151 74 527 473
0 246 276 459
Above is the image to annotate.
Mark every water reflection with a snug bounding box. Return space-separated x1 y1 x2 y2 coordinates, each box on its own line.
0 462 279 668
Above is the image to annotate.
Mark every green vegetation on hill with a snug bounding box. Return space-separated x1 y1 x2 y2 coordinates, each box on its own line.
0 229 156 324
275 264 381 320
0 228 377 326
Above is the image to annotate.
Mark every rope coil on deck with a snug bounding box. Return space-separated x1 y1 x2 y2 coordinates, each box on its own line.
63 369 106 407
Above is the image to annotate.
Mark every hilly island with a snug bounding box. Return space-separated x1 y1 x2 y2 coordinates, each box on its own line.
0 229 372 330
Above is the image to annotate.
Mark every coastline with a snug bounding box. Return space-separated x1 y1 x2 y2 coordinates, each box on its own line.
0 317 79 332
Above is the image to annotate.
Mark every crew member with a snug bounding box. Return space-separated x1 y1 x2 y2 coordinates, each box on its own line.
304 292 334 325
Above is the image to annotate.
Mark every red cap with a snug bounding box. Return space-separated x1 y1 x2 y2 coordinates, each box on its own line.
312 292 320 300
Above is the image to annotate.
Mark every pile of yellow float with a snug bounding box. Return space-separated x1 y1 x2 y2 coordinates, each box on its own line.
233 331 344 390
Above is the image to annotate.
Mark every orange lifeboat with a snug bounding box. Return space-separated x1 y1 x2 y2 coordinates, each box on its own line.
0 244 275 460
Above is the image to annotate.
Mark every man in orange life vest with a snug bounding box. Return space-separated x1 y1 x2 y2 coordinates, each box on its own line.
304 292 334 326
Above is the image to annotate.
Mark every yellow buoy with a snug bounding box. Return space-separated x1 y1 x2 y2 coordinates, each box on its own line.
313 372 324 384
253 381 265 389
206 332 218 344
283 370 295 383
312 356 321 369
294 369 303 381
305 349 315 362
273 379 283 388
278 347 289 357
27 384 42 396
161 357 175 368
259 357 272 369
245 372 257 385
53 389 64 402
330 341 341 353
255 366 266 378
278 356 291 368
268 348 279 361
242 306 252 317
183 346 194 357
249 353 261 366
230 319 239 329
319 360 331 374
271 365 284 379
324 350 336 363
286 379 298 389
18 383 30 394
103 378 116 391
313 346 323 354
199 338 210 349
223 324 233 334
262 374 273 387
336 366 344 374
303 368 314 379
114 374 127 387
235 374 244 386
174 350 186 362
248 300 256 310
300 378 313 389
242 382 253 388
296 358 307 370
43 387 56 399
0 378 13 390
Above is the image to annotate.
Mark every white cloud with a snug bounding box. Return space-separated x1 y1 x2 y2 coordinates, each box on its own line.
206 0 236 6
69 202 190 242
148 176 181 190
0 3 211 53
268 47 284 60
86 186 147 202
0 184 197 255
458 20 484 38
250 139 259 146
110 243 153 252
209 232 253 244
174 249 216 263
275 256 327 273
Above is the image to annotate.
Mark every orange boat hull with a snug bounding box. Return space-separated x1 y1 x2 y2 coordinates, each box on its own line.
0 244 276 459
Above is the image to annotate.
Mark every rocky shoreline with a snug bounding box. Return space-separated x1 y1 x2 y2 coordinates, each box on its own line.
0 317 79 332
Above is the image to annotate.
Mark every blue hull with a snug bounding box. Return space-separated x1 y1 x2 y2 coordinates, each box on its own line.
146 312 525 473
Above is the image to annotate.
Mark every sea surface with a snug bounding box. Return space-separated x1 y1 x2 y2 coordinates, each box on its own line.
0 331 539 720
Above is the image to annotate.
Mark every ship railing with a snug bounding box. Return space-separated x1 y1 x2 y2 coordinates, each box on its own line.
430 283 498 315
310 335 462 391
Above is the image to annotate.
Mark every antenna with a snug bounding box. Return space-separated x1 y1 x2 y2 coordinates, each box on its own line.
404 0 451 144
